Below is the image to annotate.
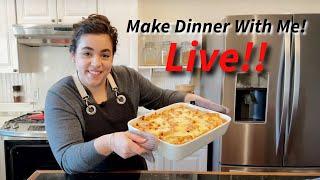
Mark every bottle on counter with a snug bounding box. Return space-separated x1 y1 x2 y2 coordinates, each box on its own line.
12 85 23 103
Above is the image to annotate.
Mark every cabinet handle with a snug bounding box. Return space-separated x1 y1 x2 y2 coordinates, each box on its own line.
58 19 62 22
51 19 55 23
13 69 18 72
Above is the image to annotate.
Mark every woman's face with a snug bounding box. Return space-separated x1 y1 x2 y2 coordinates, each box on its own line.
72 34 113 88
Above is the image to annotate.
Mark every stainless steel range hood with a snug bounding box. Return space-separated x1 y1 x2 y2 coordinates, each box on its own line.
13 24 73 47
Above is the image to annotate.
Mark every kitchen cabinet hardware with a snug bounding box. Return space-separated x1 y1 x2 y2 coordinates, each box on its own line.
51 19 55 23
58 19 62 22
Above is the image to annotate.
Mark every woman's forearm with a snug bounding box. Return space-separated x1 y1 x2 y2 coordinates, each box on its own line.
184 93 197 102
94 134 114 156
184 93 229 114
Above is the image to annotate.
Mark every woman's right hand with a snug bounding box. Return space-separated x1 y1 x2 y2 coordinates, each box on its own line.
94 131 149 159
110 131 149 158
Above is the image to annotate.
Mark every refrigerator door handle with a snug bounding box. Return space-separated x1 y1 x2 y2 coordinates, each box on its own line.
284 33 301 158
276 33 291 155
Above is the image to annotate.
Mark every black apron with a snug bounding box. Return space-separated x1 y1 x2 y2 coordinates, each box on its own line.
74 73 147 172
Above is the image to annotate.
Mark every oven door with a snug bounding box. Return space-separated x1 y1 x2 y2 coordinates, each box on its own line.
5 140 60 180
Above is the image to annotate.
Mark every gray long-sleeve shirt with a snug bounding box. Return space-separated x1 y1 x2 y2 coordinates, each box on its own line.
44 65 186 174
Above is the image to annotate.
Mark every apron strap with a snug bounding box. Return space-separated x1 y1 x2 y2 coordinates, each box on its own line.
72 73 89 101
72 73 98 115
72 72 122 102
107 73 118 91
107 73 127 105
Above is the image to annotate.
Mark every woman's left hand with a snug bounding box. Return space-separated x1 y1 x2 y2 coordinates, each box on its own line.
184 94 230 114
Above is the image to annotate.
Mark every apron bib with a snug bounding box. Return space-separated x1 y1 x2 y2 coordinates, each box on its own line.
72 72 147 171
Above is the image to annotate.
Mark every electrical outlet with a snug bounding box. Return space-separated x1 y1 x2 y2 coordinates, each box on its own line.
33 88 39 103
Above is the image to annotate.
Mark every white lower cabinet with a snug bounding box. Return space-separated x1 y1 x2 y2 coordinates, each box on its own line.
147 146 208 171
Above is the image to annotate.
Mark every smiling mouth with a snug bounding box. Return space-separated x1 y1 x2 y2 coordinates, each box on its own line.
88 70 102 76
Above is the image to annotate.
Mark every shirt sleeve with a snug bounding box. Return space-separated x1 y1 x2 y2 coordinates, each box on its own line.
134 69 187 109
44 90 105 174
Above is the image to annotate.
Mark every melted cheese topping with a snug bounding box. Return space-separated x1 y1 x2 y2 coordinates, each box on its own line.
132 105 226 145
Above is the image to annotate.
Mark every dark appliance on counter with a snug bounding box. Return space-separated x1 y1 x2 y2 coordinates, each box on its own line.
221 14 320 172
0 113 60 180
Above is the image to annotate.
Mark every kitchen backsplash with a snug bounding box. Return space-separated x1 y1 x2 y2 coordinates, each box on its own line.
0 47 75 110
0 73 33 103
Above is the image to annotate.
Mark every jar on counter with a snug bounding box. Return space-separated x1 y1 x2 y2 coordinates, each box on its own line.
180 41 192 66
12 85 23 103
143 42 158 66
160 41 171 66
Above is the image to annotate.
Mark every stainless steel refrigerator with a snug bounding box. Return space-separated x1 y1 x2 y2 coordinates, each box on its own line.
221 14 320 172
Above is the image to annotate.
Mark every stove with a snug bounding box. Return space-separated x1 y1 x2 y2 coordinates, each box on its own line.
0 112 60 180
0 112 46 138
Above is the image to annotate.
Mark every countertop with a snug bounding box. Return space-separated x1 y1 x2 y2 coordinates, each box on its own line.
0 107 150 128
29 170 320 180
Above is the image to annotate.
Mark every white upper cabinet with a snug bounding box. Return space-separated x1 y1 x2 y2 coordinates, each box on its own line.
0 0 18 73
57 0 97 24
16 0 57 24
16 0 97 24
0 2 11 72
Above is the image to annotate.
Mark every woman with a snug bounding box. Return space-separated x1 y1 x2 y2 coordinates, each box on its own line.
45 14 228 174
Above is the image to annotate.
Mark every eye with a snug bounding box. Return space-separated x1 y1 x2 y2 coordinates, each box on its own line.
82 52 92 57
101 53 111 60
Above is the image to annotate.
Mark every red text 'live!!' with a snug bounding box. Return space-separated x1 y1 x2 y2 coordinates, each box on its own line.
165 40 268 73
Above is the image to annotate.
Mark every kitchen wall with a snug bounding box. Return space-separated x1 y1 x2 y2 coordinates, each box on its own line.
139 0 320 22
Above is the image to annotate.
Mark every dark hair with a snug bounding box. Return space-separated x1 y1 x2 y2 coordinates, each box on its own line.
69 14 118 54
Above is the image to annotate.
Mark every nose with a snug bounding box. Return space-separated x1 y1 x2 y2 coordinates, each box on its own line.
91 55 102 67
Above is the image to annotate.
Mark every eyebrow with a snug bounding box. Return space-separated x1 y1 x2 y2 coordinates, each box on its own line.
81 47 94 51
101 49 111 53
81 47 111 53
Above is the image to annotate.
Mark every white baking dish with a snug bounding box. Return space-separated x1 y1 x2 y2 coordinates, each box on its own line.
128 102 231 160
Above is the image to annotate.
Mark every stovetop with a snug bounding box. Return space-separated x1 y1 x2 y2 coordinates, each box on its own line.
0 112 47 138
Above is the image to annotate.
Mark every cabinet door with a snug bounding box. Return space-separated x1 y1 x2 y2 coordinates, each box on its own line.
146 152 166 171
57 0 97 24
0 9 11 72
164 147 208 171
16 0 57 24
0 0 18 73
147 147 208 171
